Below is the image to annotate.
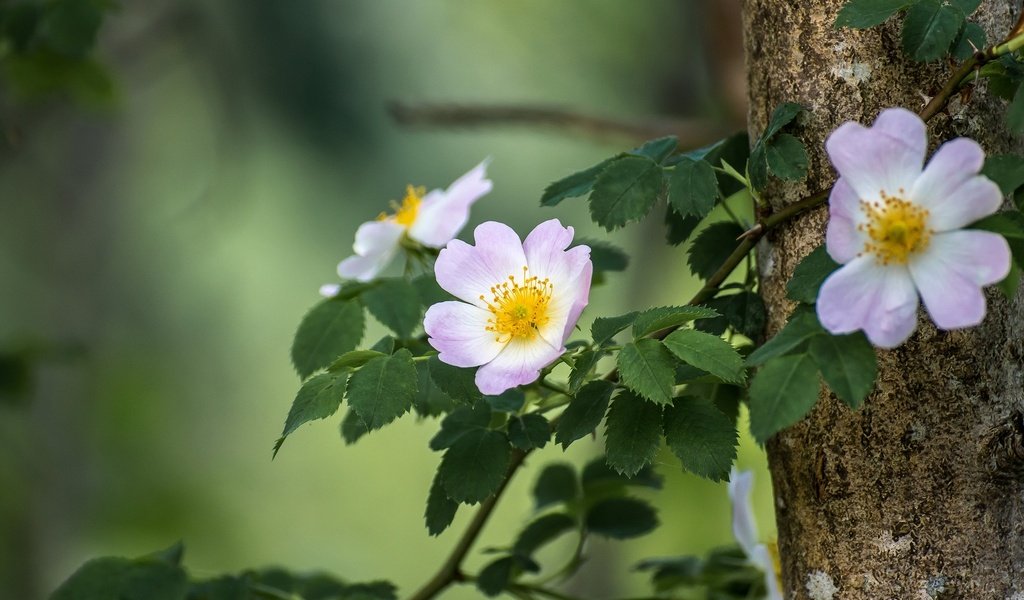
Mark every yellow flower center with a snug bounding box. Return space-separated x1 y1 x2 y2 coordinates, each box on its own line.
857 190 932 265
377 185 424 228
480 266 554 342
768 540 782 584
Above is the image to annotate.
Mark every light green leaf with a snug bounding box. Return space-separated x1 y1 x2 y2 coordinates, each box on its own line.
328 350 387 372
533 463 579 510
555 380 614 448
589 156 665 231
809 333 878 409
745 308 824 366
787 245 841 304
592 311 639 345
508 413 551 450
663 396 738 481
425 470 459 536
902 0 964 62
632 305 720 339
687 221 747 280
361 278 422 339
748 354 821 443
765 133 809 181
668 157 719 218
618 340 678 405
291 298 365 379
662 329 745 384
835 0 912 29
582 457 663 492
439 429 512 504
604 391 664 476
585 498 658 539
346 349 417 431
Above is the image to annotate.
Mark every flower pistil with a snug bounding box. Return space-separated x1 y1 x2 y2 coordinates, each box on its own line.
481 266 553 342
858 190 932 265
377 185 425 228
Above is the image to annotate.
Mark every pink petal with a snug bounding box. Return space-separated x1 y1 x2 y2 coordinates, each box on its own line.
817 255 919 348
434 221 528 307
908 230 1011 329
825 108 925 201
474 336 563 395
424 301 505 368
911 138 1001 231
410 160 493 247
336 220 404 281
319 283 341 298
826 178 867 263
560 261 593 343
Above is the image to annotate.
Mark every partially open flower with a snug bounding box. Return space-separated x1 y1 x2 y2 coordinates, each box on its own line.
729 469 783 600
817 108 1011 348
424 219 592 395
321 160 493 293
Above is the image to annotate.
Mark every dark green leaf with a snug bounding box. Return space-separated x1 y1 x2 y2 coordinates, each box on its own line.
632 305 720 338
687 221 747 280
412 273 452 307
604 391 664 476
952 0 981 15
346 349 417 431
787 245 841 303
339 409 369 445
413 359 456 417
809 333 878 409
589 156 664 231
575 238 629 272
275 372 347 457
668 158 719 218
592 311 639 345
630 136 679 163
476 556 515 597
952 21 986 60
568 350 603 393
439 429 512 504
698 292 767 339
540 159 612 207
765 133 809 181
745 308 824 366
485 389 526 413
582 458 663 491
664 206 702 246
429 356 482 404
425 471 459 536
687 382 744 423
585 498 658 539
902 0 964 62
508 413 551 450
971 211 1024 266
513 513 576 557
533 463 579 510
328 350 387 372
703 132 752 197
362 278 422 339
663 329 745 384
430 401 492 451
291 299 365 379
618 340 677 405
749 354 821 443
555 379 615 448
748 143 770 191
664 396 738 481
38 0 104 58
835 0 912 29
762 102 806 141
997 262 1022 299
51 555 188 600
1009 83 1024 135
981 154 1024 196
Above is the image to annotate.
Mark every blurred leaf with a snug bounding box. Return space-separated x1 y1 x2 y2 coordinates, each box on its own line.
412 273 452 307
328 350 386 372
429 400 491 451
664 206 702 246
585 498 658 539
787 245 841 304
765 133 809 181
745 308 823 366
429 356 481 404
835 0 912 29
687 222 746 280
618 340 677 405
663 329 745 384
0 351 31 406
51 555 188 600
476 556 515 597
4 51 114 105
38 0 104 58
346 349 417 431
513 513 576 557
291 298 364 379
575 238 629 272
361 278 422 339
604 391 663 476
809 333 877 409
592 311 639 345
533 463 579 510
589 156 664 231
668 158 719 218
274 372 347 457
555 379 614 448
425 471 459 536
508 413 550 450
582 458 663 491
902 0 964 62
952 21 986 59
540 159 612 207
439 429 512 504
632 305 719 338
664 396 737 481
749 354 820 443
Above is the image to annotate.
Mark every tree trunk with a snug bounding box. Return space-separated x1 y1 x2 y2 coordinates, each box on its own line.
742 1 1024 598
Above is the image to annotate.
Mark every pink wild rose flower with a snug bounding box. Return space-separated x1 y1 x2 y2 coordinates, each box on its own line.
320 159 493 295
817 108 1011 348
424 219 592 395
729 469 783 600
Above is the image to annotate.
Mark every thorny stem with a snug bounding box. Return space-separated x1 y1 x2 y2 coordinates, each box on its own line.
405 33 1008 600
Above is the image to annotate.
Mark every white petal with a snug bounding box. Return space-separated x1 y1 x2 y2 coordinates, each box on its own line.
749 545 784 600
434 222 528 307
911 138 1002 231
474 336 562 395
409 159 493 248
826 178 868 263
728 469 760 559
337 220 405 282
817 255 919 348
319 283 341 298
424 301 505 367
825 108 925 201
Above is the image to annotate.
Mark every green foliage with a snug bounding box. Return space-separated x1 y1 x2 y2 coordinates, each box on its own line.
668 158 719 218
575 238 629 272
512 513 576 557
291 298 365 379
425 472 459 536
748 353 821 443
617 340 677 405
631 305 720 338
430 401 492 451
414 359 456 417
429 356 482 404
438 428 512 504
662 329 745 384
972 210 1024 267
604 391 664 476
582 457 663 491
533 463 579 510
274 372 348 457
555 379 614 448
412 273 452 307
835 0 912 28
1008 84 1024 136
328 349 387 371
508 413 551 450
52 552 188 600
339 410 369 445
809 333 877 409
592 311 639 345
952 21 986 60
749 103 808 190
745 308 822 366
568 349 602 392
687 222 747 280
589 155 665 231
663 396 738 481
585 498 658 539
763 133 809 181
361 278 422 339
636 547 765 598
787 245 841 304
664 206 702 246
540 159 613 207
981 154 1024 197
476 555 536 597
902 0 964 63
346 349 417 431
698 291 767 340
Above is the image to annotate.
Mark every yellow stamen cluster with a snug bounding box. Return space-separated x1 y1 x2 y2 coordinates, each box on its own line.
377 185 424 228
768 541 782 584
480 266 554 343
858 190 932 265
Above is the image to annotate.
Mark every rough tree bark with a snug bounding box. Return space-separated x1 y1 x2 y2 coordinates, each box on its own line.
743 1 1024 598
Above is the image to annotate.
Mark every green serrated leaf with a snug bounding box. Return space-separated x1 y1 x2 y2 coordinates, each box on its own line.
429 356 482 404
687 382 744 424
513 513 576 557
632 305 720 338
618 340 677 405
762 102 806 141
291 299 365 379
328 350 387 372
748 143 770 191
592 311 639 345
765 133 809 181
439 429 512 504
575 238 629 272
630 136 679 163
425 470 459 536
540 159 613 207
697 291 767 340
51 555 188 600
745 308 824 366
835 0 912 29
663 329 745 384
430 401 492 451
663 396 738 481
413 359 456 417
749 354 821 443
568 350 602 393
361 278 422 339
687 221 747 280
476 556 515 597
275 372 348 457
585 498 658 539
347 349 417 431
486 389 527 413
981 154 1024 196
508 413 551 450
589 156 665 231
604 391 664 476
412 273 452 307
340 409 369 445
555 379 615 448
952 21 986 60
668 158 719 218
809 333 877 409
664 206 702 246
533 463 579 510
902 0 964 62
787 245 841 304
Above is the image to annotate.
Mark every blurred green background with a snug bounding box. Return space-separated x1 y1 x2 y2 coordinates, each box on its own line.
0 1 775 598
